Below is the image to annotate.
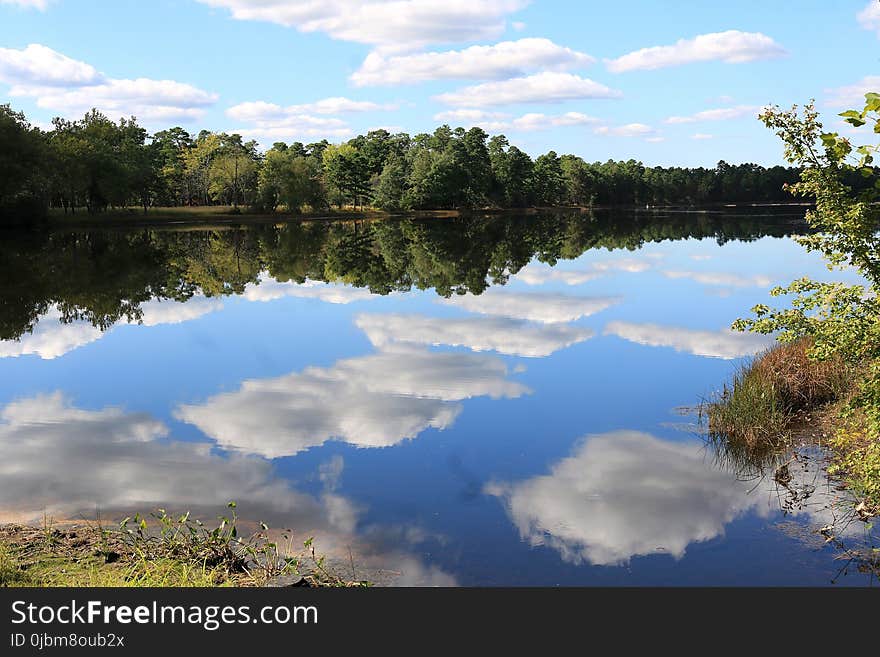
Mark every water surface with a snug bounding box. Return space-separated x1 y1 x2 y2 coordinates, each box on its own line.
1 209 876 585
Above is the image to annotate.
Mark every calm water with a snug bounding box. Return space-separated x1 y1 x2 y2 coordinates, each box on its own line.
1 209 876 586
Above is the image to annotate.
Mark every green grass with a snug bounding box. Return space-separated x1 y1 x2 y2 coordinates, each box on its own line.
0 543 227 587
0 505 369 588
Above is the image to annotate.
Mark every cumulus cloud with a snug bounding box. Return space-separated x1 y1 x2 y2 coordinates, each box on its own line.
606 30 786 73
227 97 395 120
351 38 594 86
196 0 528 50
175 347 528 458
663 270 773 288
233 119 353 142
0 44 217 123
136 297 225 326
432 109 598 132
515 265 603 286
0 43 102 87
509 112 599 131
434 72 622 107
858 1 880 36
665 105 758 124
432 108 510 131
486 431 760 565
0 298 223 360
0 309 103 360
225 101 374 141
355 313 593 357
604 320 773 359
824 76 880 108
594 123 655 138
0 392 352 528
243 277 376 304
439 288 620 324
514 258 652 286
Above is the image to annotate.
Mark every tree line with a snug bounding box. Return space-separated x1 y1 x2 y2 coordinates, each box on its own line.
4 103 865 224
1 209 804 342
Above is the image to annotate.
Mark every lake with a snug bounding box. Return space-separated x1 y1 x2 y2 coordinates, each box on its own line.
1 208 876 586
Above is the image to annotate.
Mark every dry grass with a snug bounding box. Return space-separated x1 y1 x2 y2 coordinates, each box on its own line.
708 337 852 450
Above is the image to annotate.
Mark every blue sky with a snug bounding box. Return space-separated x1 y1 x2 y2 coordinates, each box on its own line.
1 0 878 165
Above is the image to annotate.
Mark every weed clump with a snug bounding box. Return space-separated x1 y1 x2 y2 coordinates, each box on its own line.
708 338 851 450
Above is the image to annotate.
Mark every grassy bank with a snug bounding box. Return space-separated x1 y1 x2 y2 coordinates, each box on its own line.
707 338 879 517
0 506 367 588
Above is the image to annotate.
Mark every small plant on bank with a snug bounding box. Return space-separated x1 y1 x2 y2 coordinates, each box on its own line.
118 502 300 585
708 338 852 449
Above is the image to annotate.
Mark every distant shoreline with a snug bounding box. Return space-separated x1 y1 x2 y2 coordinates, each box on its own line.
21 202 816 231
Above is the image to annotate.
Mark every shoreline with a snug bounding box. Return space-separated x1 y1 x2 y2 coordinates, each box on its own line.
6 201 815 231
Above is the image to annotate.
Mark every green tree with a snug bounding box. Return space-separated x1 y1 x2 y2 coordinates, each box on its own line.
533 151 566 206
0 104 47 222
373 153 409 211
733 94 880 425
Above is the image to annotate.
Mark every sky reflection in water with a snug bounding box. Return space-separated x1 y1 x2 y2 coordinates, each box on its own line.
0 211 874 585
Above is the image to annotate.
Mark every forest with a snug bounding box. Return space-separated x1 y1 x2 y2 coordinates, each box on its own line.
0 104 830 224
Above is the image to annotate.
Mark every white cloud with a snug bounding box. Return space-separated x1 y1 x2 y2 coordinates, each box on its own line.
439 288 620 324
606 30 786 73
515 257 652 286
0 0 49 9
487 431 761 565
227 97 395 121
0 298 222 360
0 392 355 531
351 38 594 86
591 258 655 273
0 309 103 360
594 123 654 138
691 133 713 140
509 111 599 131
434 108 507 122
226 102 370 142
0 43 102 87
234 121 353 142
858 1 880 36
22 79 218 123
663 270 773 288
604 321 774 359
136 297 225 326
0 45 217 123
196 0 528 50
355 313 593 357
175 347 528 458
645 136 666 143
515 265 603 286
432 109 599 132
243 277 376 304
435 72 622 107
665 105 758 124
824 75 880 108
433 108 510 131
